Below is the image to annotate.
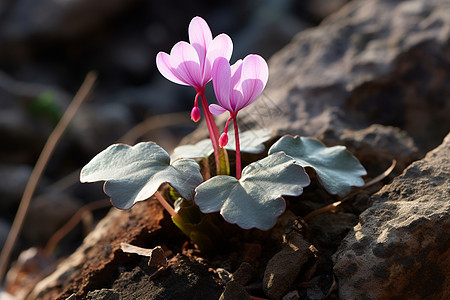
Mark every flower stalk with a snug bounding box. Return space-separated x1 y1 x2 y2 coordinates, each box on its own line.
233 115 242 179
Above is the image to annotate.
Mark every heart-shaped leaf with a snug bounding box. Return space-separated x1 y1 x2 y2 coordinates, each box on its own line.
80 142 203 209
268 136 367 197
171 129 272 161
194 152 310 230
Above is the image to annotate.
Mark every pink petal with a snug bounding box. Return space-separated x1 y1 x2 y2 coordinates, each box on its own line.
189 16 212 73
239 54 269 109
209 104 227 115
203 34 233 85
229 89 244 112
156 52 189 86
230 59 243 89
170 41 203 88
212 57 232 111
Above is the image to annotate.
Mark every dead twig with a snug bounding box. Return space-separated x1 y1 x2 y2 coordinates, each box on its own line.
0 72 97 283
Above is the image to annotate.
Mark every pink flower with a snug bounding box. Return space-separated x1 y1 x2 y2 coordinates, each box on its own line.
209 54 268 179
209 54 269 117
156 16 233 92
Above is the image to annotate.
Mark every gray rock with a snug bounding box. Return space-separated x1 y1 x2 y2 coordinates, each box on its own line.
86 289 119 300
333 132 450 300
263 232 318 300
309 213 357 249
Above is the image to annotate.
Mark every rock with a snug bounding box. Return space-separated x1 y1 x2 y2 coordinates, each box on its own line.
340 124 419 173
108 254 221 300
333 132 450 300
27 198 167 300
309 213 357 250
86 288 119 300
219 281 251 300
282 290 300 300
232 262 255 286
263 232 318 300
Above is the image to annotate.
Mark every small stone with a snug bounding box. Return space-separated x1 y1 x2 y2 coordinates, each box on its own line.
219 281 251 300
282 290 300 300
216 268 232 284
263 232 318 300
232 262 255 286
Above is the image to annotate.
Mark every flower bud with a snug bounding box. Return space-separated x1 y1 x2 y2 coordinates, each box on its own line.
219 132 228 148
190 107 201 122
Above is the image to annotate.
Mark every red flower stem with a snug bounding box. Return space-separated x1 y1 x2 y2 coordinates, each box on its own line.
233 115 241 179
197 89 221 174
154 191 176 217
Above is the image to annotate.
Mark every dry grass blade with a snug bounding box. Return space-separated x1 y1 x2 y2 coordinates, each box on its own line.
0 72 97 283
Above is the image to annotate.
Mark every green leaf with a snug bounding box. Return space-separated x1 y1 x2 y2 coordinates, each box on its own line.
194 152 310 230
268 135 367 197
171 129 272 161
80 142 203 209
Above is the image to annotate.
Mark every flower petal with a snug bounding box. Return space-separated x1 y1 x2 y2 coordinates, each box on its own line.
230 59 243 90
239 54 269 110
156 52 189 86
189 16 212 73
209 104 228 115
203 33 233 85
212 57 232 111
170 41 203 89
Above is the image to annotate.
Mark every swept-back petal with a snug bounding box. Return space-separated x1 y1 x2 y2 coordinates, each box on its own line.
203 33 233 85
189 16 212 71
212 57 232 111
209 104 228 115
156 52 189 86
170 41 203 88
239 54 269 109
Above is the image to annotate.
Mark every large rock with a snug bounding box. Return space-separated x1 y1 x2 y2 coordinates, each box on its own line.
333 132 450 300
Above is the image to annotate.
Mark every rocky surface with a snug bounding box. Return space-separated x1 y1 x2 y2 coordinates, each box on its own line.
2 0 450 299
26 198 169 300
333 132 450 300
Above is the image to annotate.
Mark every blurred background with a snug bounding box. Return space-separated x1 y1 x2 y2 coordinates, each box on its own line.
0 0 349 266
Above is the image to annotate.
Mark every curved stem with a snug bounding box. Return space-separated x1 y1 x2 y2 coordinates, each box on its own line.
197 90 221 174
154 191 176 217
233 115 241 179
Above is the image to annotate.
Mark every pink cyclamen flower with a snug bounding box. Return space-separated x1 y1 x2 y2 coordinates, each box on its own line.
209 54 269 144
209 54 268 179
209 55 269 117
156 16 233 122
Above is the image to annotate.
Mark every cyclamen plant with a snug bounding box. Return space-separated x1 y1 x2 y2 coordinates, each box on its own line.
80 16 367 247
